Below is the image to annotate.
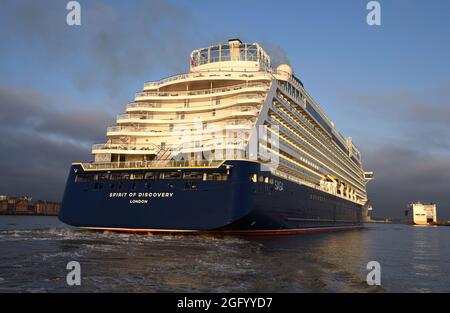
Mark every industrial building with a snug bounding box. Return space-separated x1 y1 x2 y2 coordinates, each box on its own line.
405 202 437 225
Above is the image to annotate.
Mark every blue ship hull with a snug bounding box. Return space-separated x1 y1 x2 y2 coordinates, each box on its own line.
58 160 362 235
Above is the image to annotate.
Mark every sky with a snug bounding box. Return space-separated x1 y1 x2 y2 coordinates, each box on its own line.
0 0 449 219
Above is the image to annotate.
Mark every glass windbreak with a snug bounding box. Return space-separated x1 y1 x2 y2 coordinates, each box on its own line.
210 46 220 63
199 49 208 65
239 43 247 61
221 45 230 61
247 44 258 61
190 43 270 68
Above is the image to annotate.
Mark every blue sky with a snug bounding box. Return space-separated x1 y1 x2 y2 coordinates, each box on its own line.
1 0 449 219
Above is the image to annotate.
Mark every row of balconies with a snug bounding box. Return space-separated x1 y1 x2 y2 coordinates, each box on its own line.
125 95 264 113
135 82 269 100
116 107 258 124
92 137 249 155
279 81 350 155
106 120 255 137
273 98 364 177
143 71 272 90
268 113 366 192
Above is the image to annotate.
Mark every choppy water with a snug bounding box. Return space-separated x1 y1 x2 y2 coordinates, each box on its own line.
0 216 449 292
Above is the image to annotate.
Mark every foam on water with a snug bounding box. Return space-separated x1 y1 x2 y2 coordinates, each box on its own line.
1 217 450 292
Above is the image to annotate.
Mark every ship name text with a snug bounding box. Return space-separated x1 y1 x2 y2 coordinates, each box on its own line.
109 192 174 198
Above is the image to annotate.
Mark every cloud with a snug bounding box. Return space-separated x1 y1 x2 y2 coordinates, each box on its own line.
0 0 205 202
338 82 450 219
0 85 113 143
339 82 450 125
0 84 113 201
364 142 450 220
0 0 201 94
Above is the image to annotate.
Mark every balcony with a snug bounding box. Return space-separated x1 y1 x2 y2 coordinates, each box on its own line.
106 122 255 137
92 143 159 154
116 108 259 124
126 102 161 110
126 95 264 113
135 82 269 100
143 65 273 90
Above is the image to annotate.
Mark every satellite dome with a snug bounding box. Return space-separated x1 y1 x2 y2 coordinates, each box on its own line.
276 64 293 76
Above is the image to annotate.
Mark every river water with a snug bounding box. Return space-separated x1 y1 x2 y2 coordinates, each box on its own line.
0 216 449 292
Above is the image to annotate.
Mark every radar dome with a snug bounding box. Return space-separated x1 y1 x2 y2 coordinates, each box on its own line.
276 64 293 77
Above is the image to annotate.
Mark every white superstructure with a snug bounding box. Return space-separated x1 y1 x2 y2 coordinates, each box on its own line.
407 202 437 225
91 39 371 205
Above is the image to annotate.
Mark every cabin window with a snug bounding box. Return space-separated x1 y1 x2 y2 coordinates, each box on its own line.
162 172 182 179
144 182 152 189
205 173 227 181
130 173 144 180
258 175 264 183
249 173 257 183
183 172 203 180
111 173 129 180
75 174 93 182
144 172 158 180
94 173 110 181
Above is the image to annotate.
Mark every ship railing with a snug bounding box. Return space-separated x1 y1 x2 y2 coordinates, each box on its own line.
176 137 248 150
107 126 164 133
135 82 269 98
116 110 258 122
144 73 191 88
126 102 161 109
107 123 254 135
126 95 264 111
82 159 224 170
231 109 258 117
198 55 259 65
92 143 160 152
117 108 259 123
143 67 274 89
117 113 154 120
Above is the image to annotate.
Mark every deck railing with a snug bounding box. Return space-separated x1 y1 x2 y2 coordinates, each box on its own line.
143 70 273 89
92 143 159 152
135 82 269 98
126 95 264 111
81 159 224 170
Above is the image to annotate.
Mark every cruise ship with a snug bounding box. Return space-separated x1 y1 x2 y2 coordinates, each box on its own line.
59 39 373 235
